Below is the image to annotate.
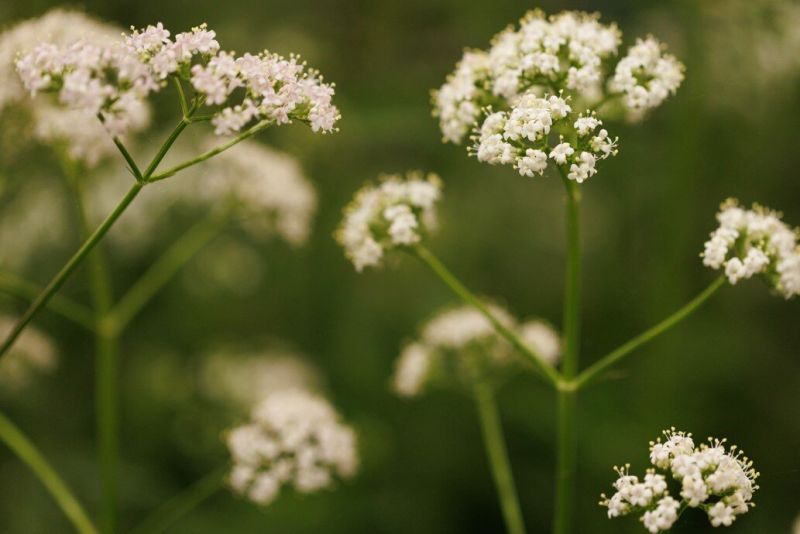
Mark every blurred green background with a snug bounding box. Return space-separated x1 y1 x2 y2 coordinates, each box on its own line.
0 0 798 532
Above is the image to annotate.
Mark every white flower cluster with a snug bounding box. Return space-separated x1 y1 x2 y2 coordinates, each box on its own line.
702 199 799 298
226 389 358 506
393 303 560 397
0 315 58 392
15 21 339 137
336 171 442 271
89 137 316 252
0 9 151 166
473 95 617 181
601 429 760 532
609 37 685 114
200 345 321 410
433 10 683 180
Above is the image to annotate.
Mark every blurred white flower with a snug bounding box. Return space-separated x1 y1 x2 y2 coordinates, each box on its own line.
601 428 760 532
226 389 358 506
392 303 560 397
702 198 799 298
336 171 442 271
0 315 57 391
200 345 321 409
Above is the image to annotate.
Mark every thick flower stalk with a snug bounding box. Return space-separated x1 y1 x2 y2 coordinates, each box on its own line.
393 303 560 397
225 389 358 506
16 22 340 138
601 429 760 532
335 171 442 271
433 10 684 182
702 198 799 298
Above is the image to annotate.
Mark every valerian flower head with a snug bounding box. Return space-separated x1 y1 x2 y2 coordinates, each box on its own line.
225 389 358 507
0 9 151 166
15 21 339 138
392 304 560 397
433 10 683 182
702 198 799 298
0 315 58 392
336 171 442 272
601 428 760 532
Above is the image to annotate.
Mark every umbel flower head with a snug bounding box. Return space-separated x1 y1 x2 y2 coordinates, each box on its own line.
702 198 799 299
392 303 560 397
15 21 339 138
0 9 151 166
0 315 57 392
600 428 760 532
432 10 684 182
336 171 442 271
226 389 358 507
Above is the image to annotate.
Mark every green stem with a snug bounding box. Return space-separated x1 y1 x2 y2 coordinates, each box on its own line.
553 176 581 534
63 158 119 534
147 119 273 183
172 77 190 119
410 245 561 387
105 211 228 335
0 271 95 331
573 276 725 389
0 410 99 534
127 468 225 534
474 383 527 534
0 182 142 360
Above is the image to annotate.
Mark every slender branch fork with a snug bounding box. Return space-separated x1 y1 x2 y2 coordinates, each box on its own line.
409 176 725 534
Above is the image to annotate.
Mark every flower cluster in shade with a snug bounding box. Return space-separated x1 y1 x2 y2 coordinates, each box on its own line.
89 137 316 252
392 303 561 397
15 20 339 138
336 171 442 271
0 9 151 166
226 389 358 507
0 315 58 392
702 198 799 299
200 344 321 410
432 10 684 182
600 429 760 532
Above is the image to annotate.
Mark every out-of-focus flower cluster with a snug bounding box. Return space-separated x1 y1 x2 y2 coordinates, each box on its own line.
89 137 316 252
15 20 339 138
226 389 357 507
200 345 321 410
601 429 760 532
433 10 684 182
336 171 442 271
0 315 57 392
702 199 799 298
393 303 560 397
0 9 151 166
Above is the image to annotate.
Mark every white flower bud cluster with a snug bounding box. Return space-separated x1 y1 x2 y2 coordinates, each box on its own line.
200 345 321 410
702 199 799 298
335 171 442 272
0 315 58 392
610 37 685 114
472 94 618 182
0 9 151 166
392 304 560 397
601 428 760 532
15 21 339 138
226 389 358 507
433 10 683 174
